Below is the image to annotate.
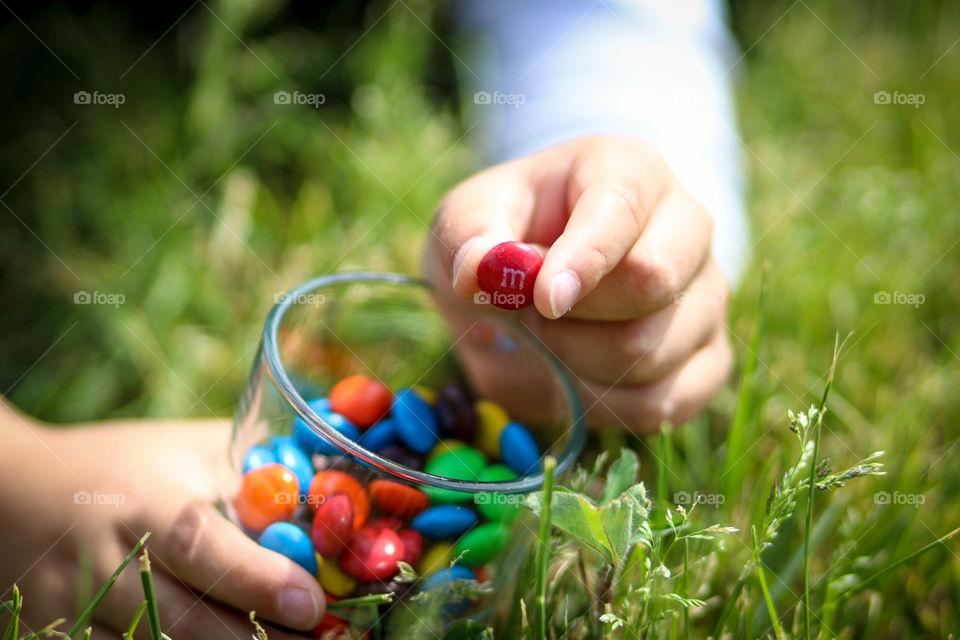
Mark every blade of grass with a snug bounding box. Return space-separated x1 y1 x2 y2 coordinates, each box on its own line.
657 423 672 506
753 503 841 631
68 532 150 638
753 526 783 640
722 268 766 496
74 549 93 622
535 456 557 640
802 333 847 640
832 525 960 606
2 586 20 640
22 618 66 640
682 536 690 640
140 551 162 640
124 601 148 640
326 593 394 609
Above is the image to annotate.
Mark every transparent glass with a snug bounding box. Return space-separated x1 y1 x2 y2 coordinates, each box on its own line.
224 272 586 627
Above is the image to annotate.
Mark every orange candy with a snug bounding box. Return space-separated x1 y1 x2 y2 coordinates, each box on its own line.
368 480 430 518
329 375 393 428
234 463 299 534
308 470 370 528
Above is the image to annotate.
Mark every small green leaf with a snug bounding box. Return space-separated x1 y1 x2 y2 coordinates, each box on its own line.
599 448 639 506
600 495 635 562
525 490 613 562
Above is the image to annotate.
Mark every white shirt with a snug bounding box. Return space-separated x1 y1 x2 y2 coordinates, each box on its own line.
457 0 749 286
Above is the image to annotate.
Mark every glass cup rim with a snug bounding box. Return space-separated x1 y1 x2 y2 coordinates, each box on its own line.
261 271 586 494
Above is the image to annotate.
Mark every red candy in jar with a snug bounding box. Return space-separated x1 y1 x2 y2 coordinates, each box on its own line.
398 529 423 566
476 241 543 310
329 374 393 428
311 492 355 558
367 516 404 531
368 480 430 519
308 470 370 528
339 526 406 581
234 463 299 534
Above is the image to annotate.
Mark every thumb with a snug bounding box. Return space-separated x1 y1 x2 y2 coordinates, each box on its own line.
430 164 534 298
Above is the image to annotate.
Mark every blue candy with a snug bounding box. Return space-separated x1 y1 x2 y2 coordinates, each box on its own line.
411 505 479 539
294 398 360 456
358 416 397 453
258 522 318 575
393 388 439 454
242 445 276 473
500 421 541 476
420 565 476 614
269 436 314 495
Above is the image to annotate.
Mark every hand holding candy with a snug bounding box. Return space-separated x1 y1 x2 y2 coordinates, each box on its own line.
426 135 733 433
0 405 325 639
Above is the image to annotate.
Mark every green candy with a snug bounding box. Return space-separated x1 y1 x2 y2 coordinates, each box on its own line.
476 464 521 522
422 447 487 504
453 522 511 567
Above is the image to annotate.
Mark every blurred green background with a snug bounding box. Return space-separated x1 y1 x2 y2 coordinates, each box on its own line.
1 0 959 636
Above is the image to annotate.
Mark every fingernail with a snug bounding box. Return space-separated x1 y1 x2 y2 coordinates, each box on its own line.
279 588 320 628
548 270 580 318
452 237 481 291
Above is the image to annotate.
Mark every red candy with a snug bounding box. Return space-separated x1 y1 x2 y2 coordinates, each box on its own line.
398 529 423 566
476 241 543 310
234 463 299 534
311 492 355 558
339 526 406 581
308 470 370 528
368 480 430 519
367 516 404 531
329 374 393 428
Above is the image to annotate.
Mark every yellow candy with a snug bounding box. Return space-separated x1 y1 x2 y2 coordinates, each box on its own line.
318 556 356 596
474 400 509 458
413 385 436 404
418 541 454 576
427 439 468 463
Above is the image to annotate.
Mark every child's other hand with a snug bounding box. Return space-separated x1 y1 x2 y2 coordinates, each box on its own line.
425 135 731 433
0 406 325 639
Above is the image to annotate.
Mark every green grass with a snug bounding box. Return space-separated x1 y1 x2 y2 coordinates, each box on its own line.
2 0 960 637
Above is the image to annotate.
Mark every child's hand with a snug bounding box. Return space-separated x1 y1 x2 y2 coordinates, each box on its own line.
425 135 732 433
0 404 325 639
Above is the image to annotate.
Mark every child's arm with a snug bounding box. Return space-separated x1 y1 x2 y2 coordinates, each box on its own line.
426 135 732 433
0 399 324 638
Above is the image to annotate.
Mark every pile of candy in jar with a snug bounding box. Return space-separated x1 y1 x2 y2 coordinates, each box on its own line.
233 374 544 635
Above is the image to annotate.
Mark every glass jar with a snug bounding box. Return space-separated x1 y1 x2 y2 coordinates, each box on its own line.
224 272 585 635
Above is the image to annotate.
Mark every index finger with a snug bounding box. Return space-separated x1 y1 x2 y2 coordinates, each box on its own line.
533 137 672 318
